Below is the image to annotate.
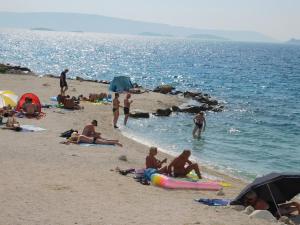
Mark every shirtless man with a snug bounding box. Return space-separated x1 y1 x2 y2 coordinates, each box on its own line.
146 147 168 173
60 69 69 96
192 112 206 138
81 120 123 146
112 93 120 128
82 120 101 139
167 149 202 179
123 93 133 125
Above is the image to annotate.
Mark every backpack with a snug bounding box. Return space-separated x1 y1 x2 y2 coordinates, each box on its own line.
60 129 77 138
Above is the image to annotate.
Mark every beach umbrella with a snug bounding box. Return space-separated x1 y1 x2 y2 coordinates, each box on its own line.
231 172 300 216
0 90 18 108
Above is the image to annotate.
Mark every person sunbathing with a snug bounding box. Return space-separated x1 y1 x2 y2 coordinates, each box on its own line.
81 120 122 146
244 191 300 217
167 149 202 179
146 147 168 173
64 132 122 147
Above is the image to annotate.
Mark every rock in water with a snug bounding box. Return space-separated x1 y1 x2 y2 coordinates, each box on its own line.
154 108 172 116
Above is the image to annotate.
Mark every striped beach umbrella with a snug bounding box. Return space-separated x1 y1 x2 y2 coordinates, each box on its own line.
0 90 18 108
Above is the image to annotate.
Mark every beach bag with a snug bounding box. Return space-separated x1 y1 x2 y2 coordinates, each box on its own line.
144 168 157 181
60 129 77 138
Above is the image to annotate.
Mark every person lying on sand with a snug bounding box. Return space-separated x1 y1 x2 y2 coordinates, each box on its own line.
62 131 122 147
244 191 300 217
167 149 202 179
146 146 168 173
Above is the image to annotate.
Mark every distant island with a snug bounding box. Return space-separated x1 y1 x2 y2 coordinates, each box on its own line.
187 34 229 41
138 32 173 37
31 27 55 31
0 12 275 43
286 38 300 45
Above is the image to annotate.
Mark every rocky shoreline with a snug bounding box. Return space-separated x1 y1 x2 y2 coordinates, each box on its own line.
1 63 225 118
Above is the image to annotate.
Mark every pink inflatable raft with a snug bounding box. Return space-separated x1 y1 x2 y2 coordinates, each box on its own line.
151 173 222 191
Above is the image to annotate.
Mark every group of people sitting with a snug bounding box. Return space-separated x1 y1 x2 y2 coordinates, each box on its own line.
146 147 202 179
57 94 82 110
62 120 122 147
0 97 42 131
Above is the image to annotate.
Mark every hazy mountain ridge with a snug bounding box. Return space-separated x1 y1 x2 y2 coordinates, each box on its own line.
0 12 275 42
286 38 300 45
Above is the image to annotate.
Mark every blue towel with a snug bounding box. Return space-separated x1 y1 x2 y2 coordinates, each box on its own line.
195 198 231 206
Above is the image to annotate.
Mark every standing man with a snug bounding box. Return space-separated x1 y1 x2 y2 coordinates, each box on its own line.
60 69 69 96
123 93 133 125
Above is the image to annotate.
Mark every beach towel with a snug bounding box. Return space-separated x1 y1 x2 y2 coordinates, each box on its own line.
79 143 115 147
194 198 231 206
50 96 57 102
20 125 46 132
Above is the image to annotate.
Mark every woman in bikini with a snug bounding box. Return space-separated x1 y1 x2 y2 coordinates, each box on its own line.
112 93 120 128
192 112 206 138
65 132 122 147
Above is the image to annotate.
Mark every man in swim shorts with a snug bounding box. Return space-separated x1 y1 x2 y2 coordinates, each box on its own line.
60 69 69 96
123 93 133 126
167 150 202 179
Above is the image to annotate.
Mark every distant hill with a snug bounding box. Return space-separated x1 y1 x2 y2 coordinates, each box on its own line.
31 27 55 31
138 32 173 37
286 38 300 45
187 34 229 41
0 12 275 43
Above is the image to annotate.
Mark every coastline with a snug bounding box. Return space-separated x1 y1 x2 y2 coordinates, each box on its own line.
0 73 279 225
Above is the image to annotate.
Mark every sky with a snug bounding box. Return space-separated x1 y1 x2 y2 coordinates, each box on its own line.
0 0 299 41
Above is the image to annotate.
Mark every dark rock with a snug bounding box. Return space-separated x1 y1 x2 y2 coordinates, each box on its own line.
171 106 181 112
0 63 32 74
180 106 203 113
154 108 172 116
211 105 224 112
183 91 201 98
153 85 175 94
129 111 150 118
44 74 58 78
194 95 218 105
199 104 213 111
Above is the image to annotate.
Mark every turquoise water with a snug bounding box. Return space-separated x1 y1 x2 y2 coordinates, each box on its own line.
1 29 299 180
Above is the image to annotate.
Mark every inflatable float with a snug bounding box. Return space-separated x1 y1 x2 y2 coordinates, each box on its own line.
151 173 222 191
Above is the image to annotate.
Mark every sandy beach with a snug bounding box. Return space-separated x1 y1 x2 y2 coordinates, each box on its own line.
0 74 283 225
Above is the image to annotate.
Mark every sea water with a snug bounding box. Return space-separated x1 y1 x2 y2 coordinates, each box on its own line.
1 29 299 180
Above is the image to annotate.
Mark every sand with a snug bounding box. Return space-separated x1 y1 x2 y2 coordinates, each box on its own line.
0 74 281 225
